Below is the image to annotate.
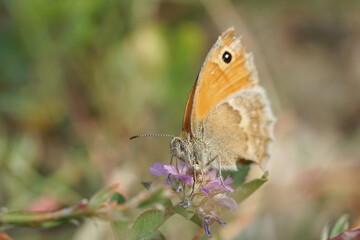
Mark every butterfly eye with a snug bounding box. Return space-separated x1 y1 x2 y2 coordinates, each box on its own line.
180 144 185 151
222 51 232 63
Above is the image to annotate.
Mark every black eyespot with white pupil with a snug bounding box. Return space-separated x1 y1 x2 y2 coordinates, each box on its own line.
222 51 232 63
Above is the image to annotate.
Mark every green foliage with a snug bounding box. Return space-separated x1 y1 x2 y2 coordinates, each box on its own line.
173 204 192 220
111 192 126 204
111 220 129 240
329 214 349 238
0 211 65 228
143 230 166 240
321 214 352 240
138 189 166 209
0 184 128 230
321 223 330 240
319 214 360 240
88 184 121 208
189 214 203 228
127 210 164 240
221 163 251 188
234 171 268 203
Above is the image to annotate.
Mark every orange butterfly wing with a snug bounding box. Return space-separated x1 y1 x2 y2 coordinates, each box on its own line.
182 28 257 137
181 76 197 136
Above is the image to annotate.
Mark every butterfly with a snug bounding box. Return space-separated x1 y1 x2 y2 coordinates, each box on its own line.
131 28 275 173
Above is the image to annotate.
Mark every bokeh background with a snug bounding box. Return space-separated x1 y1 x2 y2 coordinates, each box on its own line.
1 0 360 239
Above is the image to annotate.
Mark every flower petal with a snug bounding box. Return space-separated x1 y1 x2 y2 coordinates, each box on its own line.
179 174 194 186
207 177 234 192
224 185 234 193
178 161 192 175
203 218 212 238
149 163 168 176
207 170 217 180
212 194 238 210
215 216 226 227
201 186 212 196
224 175 233 185
163 164 179 175
207 178 223 190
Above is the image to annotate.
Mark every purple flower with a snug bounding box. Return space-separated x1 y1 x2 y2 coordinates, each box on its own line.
149 163 168 176
200 212 227 238
201 184 212 196
212 194 238 210
176 185 183 192
198 170 234 197
203 218 212 238
149 162 194 186
149 161 237 238
214 216 226 227
207 175 234 193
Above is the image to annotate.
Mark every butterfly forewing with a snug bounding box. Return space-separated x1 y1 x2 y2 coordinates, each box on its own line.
179 28 274 170
181 77 197 136
189 28 259 135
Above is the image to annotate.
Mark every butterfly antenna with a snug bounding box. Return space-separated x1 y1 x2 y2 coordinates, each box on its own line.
129 133 175 140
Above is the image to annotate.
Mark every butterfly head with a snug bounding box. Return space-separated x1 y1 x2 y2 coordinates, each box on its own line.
170 136 189 164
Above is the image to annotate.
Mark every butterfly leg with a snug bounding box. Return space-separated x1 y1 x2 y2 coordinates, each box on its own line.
184 167 196 197
170 155 174 165
205 155 218 169
217 156 227 189
167 155 174 182
190 168 196 196
205 155 226 188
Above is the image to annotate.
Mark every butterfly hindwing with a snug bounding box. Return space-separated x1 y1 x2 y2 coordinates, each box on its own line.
202 86 275 169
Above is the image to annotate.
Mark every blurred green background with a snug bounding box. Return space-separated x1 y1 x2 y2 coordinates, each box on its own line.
1 0 360 239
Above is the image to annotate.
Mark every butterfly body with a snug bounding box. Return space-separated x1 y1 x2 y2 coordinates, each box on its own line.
171 28 275 172
171 134 212 172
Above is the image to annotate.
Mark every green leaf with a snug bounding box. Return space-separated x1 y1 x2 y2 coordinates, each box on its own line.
110 192 126 204
161 199 174 209
320 223 330 240
112 221 129 240
89 184 120 208
234 172 268 203
189 214 202 228
128 209 164 240
143 230 166 240
221 163 250 188
138 189 164 208
173 205 189 219
330 214 349 237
